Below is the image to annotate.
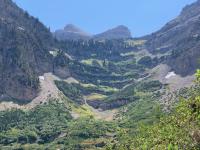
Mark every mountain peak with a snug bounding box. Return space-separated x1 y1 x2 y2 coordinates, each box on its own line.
64 24 78 31
94 25 132 40
64 24 77 29
115 25 130 30
54 24 91 41
63 24 88 35
54 24 132 41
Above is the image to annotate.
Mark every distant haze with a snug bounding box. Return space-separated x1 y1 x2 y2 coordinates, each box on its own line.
14 0 196 37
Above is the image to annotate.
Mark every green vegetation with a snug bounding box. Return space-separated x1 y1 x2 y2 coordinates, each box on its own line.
0 100 72 147
56 80 119 102
111 97 200 149
55 81 83 104
3 0 200 149
107 70 200 149
85 93 108 101
59 39 137 61
81 59 104 67
136 80 163 92
106 80 163 103
0 100 117 149
1 72 199 149
138 56 153 68
118 99 163 129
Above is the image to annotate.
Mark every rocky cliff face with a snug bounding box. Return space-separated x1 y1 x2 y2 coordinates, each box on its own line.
0 0 55 103
145 0 200 76
54 24 91 41
94 25 132 40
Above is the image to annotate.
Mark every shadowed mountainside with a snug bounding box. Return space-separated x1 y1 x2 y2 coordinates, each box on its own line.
145 0 200 76
0 0 55 102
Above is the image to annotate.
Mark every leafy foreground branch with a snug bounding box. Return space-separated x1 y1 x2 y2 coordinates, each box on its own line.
107 70 200 150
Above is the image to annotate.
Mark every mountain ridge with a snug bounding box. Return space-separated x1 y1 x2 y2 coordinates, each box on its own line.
54 24 132 40
144 0 200 76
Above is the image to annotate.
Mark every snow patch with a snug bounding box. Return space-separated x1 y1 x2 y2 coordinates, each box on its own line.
64 52 73 60
49 51 54 55
49 51 54 54
39 76 45 80
49 50 58 57
17 26 25 31
165 72 176 79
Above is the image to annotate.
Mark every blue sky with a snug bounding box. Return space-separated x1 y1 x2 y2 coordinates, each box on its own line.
13 0 196 37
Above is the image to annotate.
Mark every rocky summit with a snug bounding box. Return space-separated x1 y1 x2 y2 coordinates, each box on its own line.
54 24 92 41
94 25 132 40
54 24 132 41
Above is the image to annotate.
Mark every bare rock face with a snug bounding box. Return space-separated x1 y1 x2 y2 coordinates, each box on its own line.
145 0 200 76
54 24 92 41
94 25 132 40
